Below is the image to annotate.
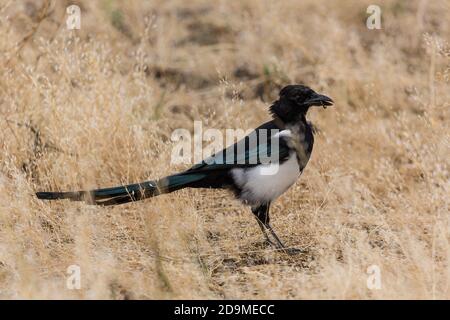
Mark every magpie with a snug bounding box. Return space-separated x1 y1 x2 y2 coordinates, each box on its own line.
36 85 333 254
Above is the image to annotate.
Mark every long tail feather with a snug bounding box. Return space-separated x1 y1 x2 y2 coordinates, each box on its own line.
36 172 208 206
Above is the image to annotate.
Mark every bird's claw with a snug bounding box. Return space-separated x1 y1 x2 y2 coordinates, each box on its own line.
262 239 304 255
280 247 304 255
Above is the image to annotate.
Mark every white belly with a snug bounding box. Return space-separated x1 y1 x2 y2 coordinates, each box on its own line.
231 153 300 206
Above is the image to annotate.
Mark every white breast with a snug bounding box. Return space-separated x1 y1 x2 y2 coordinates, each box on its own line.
231 153 300 206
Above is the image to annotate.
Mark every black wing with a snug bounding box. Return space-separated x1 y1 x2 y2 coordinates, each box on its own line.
186 122 291 173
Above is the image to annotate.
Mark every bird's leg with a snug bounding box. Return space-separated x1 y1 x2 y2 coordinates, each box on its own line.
251 205 273 245
256 203 286 249
251 203 301 255
256 217 274 245
265 222 304 255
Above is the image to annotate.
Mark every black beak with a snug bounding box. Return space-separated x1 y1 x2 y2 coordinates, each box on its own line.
305 93 334 108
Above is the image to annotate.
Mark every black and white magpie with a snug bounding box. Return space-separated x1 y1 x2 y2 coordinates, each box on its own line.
36 84 333 254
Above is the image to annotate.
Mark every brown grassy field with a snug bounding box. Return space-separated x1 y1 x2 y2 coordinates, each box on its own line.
0 0 449 299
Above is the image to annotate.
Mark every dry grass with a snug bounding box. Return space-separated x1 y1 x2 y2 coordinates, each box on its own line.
0 0 449 299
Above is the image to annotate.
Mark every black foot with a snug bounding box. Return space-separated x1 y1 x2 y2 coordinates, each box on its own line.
281 247 305 255
262 239 305 255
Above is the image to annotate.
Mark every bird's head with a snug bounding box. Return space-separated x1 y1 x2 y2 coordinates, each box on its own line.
270 85 333 123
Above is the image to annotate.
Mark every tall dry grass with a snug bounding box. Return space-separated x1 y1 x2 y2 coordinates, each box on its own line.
0 0 449 299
